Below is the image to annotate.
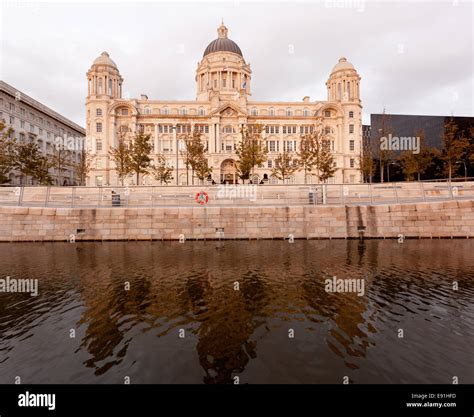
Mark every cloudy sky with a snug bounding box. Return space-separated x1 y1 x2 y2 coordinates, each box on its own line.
1 0 472 126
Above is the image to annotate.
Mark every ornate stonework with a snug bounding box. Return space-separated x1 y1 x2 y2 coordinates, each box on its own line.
85 23 363 186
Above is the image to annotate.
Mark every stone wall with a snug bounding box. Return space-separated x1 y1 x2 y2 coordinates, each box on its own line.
0 200 473 242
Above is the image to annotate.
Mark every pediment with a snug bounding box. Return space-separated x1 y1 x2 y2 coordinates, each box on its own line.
210 102 247 117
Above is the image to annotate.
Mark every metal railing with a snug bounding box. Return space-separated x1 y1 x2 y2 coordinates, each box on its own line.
0 181 473 208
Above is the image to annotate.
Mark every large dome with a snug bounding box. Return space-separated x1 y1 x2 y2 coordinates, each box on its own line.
331 57 355 73
203 22 243 58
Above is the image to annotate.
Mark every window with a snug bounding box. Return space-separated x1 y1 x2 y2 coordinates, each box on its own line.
39 117 43 125
19 133 25 141
20 120 25 128
9 116 14 124
161 107 169 115
349 111 354 118
268 141 276 152
20 108 25 116
324 126 331 135
144 107 151 115
324 110 331 117
39 128 43 136
303 109 309 117
30 124 35 133
96 122 102 133
269 108 275 116
180 107 187 115
265 125 279 134
9 103 15 112
96 109 102 116
121 108 128 116
300 125 314 135
198 108 205 116
286 108 292 116
267 160 273 168
349 140 355 151
223 126 234 133
349 124 354 133
350 158 355 168
108 79 112 95
95 176 103 186
251 108 258 116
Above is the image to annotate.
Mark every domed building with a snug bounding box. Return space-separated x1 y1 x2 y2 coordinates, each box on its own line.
85 22 362 186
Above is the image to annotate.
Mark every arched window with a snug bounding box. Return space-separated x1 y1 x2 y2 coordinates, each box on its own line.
198 107 205 116
286 108 293 117
251 108 258 116
303 108 309 117
161 107 169 115
180 107 187 115
144 107 151 115
269 107 275 116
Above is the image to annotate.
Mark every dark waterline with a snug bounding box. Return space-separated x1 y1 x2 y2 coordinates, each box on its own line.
0 240 473 384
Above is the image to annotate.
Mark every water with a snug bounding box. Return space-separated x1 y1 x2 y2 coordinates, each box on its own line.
0 240 473 384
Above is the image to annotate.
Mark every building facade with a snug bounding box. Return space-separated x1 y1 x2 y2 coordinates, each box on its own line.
86 22 363 186
0 80 85 185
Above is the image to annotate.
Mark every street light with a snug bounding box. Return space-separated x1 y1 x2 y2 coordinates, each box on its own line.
456 161 467 182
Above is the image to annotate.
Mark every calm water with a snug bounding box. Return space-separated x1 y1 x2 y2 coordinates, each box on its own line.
0 240 473 384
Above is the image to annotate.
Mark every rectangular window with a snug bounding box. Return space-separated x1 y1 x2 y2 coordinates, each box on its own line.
269 141 276 152
96 108 102 116
20 120 25 128
96 140 102 151
19 133 25 141
349 111 354 118
349 140 355 151
349 124 354 133
350 158 355 168
9 116 14 124
96 122 102 133
267 160 273 168
324 110 331 117
121 108 128 116
39 128 43 136
9 103 15 112
30 124 35 133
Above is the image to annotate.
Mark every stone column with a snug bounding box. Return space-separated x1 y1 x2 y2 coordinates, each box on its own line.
154 124 159 153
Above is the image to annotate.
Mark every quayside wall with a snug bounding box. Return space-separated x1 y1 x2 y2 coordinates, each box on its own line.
0 199 473 241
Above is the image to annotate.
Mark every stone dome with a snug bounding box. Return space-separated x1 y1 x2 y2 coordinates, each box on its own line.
331 57 355 73
203 23 243 57
93 51 117 68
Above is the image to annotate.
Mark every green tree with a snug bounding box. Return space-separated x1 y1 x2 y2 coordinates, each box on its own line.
194 156 213 183
73 146 93 186
0 120 17 184
235 124 267 182
35 156 54 185
51 145 72 186
129 132 153 185
441 118 470 181
399 129 435 181
109 134 132 186
297 134 316 183
15 141 46 185
272 147 298 182
150 154 174 185
299 129 337 183
181 130 208 184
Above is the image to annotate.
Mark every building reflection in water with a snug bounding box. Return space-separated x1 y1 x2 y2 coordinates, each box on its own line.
0 240 473 383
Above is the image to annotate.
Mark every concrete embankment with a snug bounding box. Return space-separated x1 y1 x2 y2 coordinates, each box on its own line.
0 199 473 241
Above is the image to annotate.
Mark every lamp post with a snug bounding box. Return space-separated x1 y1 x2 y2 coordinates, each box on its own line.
171 125 178 185
456 161 467 182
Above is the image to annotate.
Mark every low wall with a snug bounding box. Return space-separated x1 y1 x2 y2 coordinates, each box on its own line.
0 199 473 241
